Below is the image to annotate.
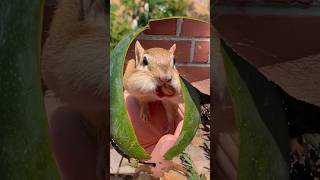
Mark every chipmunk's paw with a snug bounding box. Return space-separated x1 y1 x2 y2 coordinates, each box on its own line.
140 103 150 122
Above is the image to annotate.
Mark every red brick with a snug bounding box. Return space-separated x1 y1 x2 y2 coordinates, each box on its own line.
125 39 191 63
143 19 177 35
125 42 136 61
194 41 209 63
177 66 210 82
181 19 210 37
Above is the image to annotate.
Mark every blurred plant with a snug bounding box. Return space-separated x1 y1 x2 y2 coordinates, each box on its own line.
139 0 188 26
110 0 189 49
110 3 131 50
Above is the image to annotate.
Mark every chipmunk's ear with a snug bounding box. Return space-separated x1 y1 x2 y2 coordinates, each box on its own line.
135 41 144 62
169 44 176 54
79 0 104 21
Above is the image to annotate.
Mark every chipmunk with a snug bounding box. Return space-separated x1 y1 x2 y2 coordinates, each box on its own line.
123 41 182 134
41 0 107 178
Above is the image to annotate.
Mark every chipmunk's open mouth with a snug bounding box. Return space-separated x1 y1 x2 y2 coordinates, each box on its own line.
155 87 165 97
155 85 176 98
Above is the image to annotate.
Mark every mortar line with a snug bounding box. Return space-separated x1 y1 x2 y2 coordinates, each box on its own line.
190 38 196 63
176 18 183 36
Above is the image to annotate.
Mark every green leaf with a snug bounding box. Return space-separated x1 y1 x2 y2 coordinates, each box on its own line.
164 77 200 160
110 27 151 160
110 17 202 161
0 0 59 179
221 40 289 179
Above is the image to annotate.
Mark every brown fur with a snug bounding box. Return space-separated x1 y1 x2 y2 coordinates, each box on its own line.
41 0 107 178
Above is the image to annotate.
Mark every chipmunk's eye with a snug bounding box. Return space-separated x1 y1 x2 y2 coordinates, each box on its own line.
173 57 176 64
142 56 148 66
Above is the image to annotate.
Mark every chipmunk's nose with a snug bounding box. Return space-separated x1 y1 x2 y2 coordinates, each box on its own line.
159 76 172 83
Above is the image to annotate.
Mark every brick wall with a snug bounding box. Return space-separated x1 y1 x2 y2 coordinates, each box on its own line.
125 18 210 94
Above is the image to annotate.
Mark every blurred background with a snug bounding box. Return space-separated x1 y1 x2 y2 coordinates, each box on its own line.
213 1 320 179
